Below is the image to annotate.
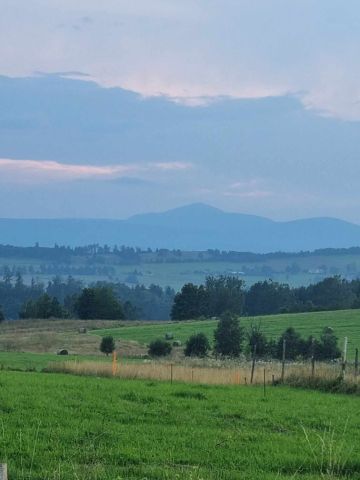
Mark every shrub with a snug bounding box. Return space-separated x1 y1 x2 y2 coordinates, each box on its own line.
184 333 210 357
316 327 341 360
100 336 116 356
276 327 307 360
246 324 269 357
148 339 172 357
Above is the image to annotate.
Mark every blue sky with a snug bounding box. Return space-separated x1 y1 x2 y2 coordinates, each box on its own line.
1 1 360 221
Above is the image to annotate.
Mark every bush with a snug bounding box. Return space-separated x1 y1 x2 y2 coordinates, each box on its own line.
184 333 210 357
148 339 172 357
316 327 341 360
214 311 244 357
246 324 269 357
100 336 116 356
276 327 307 360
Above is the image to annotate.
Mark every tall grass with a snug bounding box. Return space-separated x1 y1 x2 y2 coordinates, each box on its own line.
302 421 353 477
45 359 360 391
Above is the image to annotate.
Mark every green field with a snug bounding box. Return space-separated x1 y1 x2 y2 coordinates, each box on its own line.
0 351 115 371
93 309 360 357
1 370 360 479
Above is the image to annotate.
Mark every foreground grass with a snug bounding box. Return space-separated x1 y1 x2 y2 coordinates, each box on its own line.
1 371 360 479
0 351 115 371
0 352 147 372
93 309 360 357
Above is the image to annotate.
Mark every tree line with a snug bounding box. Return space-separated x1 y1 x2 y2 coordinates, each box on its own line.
2 243 360 265
171 275 360 320
0 274 174 320
1 272 360 322
146 312 341 361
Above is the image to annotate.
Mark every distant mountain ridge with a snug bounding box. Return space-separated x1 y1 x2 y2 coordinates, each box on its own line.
1 203 360 252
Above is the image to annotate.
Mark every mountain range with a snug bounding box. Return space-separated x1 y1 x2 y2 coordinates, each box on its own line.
1 203 360 252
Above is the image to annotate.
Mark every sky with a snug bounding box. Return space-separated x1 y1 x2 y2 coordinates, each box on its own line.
1 0 360 221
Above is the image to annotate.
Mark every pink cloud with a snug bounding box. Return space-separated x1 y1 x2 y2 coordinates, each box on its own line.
151 162 193 171
224 190 273 199
0 158 193 184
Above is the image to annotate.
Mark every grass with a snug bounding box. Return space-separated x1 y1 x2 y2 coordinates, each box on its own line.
0 318 146 357
1 371 360 479
46 358 360 394
0 351 116 371
93 309 360 358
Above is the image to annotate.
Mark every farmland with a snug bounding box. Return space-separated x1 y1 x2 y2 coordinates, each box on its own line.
3 249 360 290
93 309 360 358
1 371 360 479
0 311 360 478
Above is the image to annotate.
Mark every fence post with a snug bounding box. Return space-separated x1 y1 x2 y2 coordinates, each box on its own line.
311 357 315 378
112 351 117 376
281 338 286 382
355 348 359 377
311 337 315 378
170 363 173 384
341 337 348 379
250 344 257 384
263 369 266 398
0 464 8 480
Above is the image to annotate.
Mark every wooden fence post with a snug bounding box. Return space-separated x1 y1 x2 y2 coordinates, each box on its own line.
341 337 348 379
281 338 286 382
250 344 257 384
311 337 315 378
355 348 359 377
112 351 117 376
263 369 266 398
0 464 8 480
311 357 315 378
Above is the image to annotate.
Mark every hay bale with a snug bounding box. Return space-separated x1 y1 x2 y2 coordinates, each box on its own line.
57 349 69 356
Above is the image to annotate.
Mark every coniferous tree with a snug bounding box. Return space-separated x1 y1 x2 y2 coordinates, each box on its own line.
214 312 244 357
100 336 115 356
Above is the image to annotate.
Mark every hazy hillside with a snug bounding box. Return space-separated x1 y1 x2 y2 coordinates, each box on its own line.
1 203 360 252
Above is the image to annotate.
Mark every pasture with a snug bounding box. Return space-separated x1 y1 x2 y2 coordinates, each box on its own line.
1 371 360 479
93 309 360 358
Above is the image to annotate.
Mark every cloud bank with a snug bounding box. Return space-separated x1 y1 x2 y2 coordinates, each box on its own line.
2 0 360 119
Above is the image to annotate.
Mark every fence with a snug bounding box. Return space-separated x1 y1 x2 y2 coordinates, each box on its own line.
46 357 360 387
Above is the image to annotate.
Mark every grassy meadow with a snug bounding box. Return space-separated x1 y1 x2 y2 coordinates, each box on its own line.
0 311 360 478
2 371 360 479
93 309 360 358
